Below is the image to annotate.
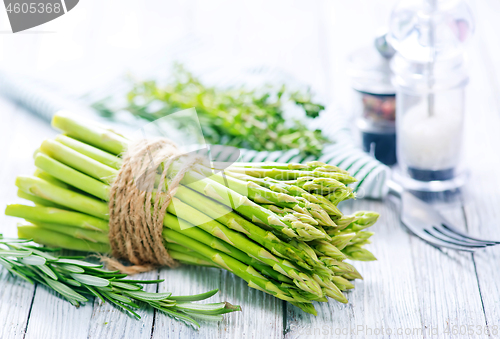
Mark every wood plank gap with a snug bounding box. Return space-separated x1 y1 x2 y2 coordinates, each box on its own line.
408 202 487 338
282 300 287 338
461 203 492 337
21 285 37 339
149 270 160 339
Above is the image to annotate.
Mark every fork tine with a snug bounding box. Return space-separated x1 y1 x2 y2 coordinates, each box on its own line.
440 223 500 245
427 227 488 248
395 187 496 251
433 224 497 246
402 223 477 252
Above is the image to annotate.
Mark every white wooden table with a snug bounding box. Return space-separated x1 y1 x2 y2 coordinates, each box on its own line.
1 1 500 338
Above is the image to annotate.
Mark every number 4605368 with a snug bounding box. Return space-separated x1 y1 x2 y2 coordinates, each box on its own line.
444 324 498 336
6 2 62 14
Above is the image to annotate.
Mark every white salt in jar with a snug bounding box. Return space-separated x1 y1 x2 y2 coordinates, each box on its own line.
388 0 474 191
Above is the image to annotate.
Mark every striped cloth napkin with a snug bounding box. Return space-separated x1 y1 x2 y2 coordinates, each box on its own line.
0 70 390 199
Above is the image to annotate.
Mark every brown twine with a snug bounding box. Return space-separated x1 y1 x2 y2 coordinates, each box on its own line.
105 138 203 274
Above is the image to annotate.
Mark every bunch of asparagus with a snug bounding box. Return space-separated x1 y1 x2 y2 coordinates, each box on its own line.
5 113 378 316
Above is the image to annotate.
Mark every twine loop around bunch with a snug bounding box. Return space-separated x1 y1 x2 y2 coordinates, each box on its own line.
103 138 203 274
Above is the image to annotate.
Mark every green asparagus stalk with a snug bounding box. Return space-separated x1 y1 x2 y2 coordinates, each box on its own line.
17 189 68 209
35 153 111 201
40 139 117 184
25 221 109 244
55 134 123 170
162 229 317 314
225 167 357 184
342 245 377 261
219 161 349 174
52 113 128 155
34 169 73 190
167 250 218 267
173 186 320 269
345 211 380 231
18 225 111 253
6 204 109 232
327 187 356 205
166 243 218 267
16 176 109 220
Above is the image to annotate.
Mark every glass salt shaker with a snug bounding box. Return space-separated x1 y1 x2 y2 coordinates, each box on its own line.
388 0 474 191
348 35 397 166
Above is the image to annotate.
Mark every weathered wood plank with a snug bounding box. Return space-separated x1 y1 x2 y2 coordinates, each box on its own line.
0 99 58 339
285 198 423 339
0 102 95 339
0 98 56 236
217 269 284 339
459 26 500 336
24 285 94 339
409 205 487 338
152 264 284 339
151 265 221 338
87 271 158 339
0 271 35 339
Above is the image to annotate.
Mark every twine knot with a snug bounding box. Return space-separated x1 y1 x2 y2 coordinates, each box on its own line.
105 138 203 274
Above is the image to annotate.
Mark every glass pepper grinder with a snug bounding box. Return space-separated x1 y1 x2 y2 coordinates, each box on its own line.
388 0 474 191
348 32 397 166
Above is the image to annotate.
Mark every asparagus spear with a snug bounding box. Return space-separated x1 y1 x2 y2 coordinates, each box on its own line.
35 153 111 201
17 189 68 209
198 168 338 227
162 229 318 314
55 134 123 170
167 249 218 267
166 198 326 298
166 243 218 267
218 161 349 174
225 167 357 184
52 113 128 155
18 225 111 253
173 186 320 269
16 176 109 220
40 139 117 184
342 245 377 261
22 221 109 244
5 204 109 233
345 211 380 232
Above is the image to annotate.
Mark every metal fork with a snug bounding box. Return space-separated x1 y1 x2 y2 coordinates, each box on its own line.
387 180 500 251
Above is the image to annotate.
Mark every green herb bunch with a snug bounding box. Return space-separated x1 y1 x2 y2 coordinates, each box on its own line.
93 64 328 157
0 235 240 328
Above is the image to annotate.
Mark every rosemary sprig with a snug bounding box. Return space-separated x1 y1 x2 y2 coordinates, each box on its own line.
0 235 240 328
